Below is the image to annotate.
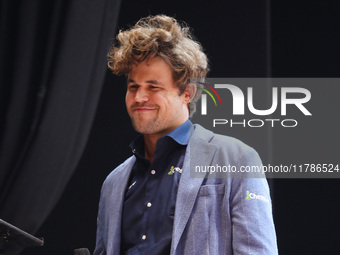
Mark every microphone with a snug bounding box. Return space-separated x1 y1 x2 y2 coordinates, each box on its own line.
74 248 91 255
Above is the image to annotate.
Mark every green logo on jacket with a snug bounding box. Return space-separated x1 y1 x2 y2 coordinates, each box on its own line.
246 190 269 202
168 166 182 175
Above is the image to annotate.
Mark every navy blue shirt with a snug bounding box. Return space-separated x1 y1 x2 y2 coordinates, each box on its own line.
121 120 191 255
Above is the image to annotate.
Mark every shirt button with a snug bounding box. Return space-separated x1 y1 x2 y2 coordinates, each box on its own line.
141 235 146 240
147 202 152 208
151 170 156 175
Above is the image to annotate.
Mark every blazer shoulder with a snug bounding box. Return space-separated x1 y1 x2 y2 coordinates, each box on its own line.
103 156 136 186
192 123 259 160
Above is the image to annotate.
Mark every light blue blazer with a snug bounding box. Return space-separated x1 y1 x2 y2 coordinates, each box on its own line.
94 124 278 255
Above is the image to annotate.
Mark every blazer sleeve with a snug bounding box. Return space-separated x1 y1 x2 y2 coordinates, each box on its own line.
93 184 107 255
229 148 278 255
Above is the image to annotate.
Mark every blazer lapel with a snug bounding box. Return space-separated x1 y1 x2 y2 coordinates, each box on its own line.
171 124 216 253
106 157 135 254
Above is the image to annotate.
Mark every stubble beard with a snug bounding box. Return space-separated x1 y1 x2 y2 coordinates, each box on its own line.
129 110 166 135
131 117 161 134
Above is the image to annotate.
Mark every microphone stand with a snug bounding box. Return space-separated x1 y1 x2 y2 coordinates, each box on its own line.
0 219 44 255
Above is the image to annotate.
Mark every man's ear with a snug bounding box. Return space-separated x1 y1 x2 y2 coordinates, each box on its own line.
183 83 197 103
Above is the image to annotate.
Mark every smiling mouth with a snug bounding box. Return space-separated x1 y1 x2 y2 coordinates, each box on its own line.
133 107 156 111
131 104 158 112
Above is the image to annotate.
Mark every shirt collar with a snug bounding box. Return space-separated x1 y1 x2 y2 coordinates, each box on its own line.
165 119 191 145
129 119 191 157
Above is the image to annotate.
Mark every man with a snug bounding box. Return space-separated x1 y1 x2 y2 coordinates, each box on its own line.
94 15 277 255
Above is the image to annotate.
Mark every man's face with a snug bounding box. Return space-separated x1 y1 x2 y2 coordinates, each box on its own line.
126 56 190 136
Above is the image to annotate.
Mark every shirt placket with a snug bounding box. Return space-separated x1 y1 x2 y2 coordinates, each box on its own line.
139 160 160 248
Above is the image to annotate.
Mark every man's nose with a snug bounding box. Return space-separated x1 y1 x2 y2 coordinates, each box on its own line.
134 88 149 102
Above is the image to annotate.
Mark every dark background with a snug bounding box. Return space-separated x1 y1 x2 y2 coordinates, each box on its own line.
1 0 339 255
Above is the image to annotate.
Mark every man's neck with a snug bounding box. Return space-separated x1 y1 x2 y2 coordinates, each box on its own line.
143 134 159 162
142 120 188 162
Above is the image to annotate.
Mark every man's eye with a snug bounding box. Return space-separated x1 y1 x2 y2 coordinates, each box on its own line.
129 85 138 90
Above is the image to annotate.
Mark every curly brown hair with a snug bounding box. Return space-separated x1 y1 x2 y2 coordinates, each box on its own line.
107 15 209 116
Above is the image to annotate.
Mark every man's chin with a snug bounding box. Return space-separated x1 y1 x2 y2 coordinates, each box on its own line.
132 122 166 135
134 128 156 135
132 121 154 134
